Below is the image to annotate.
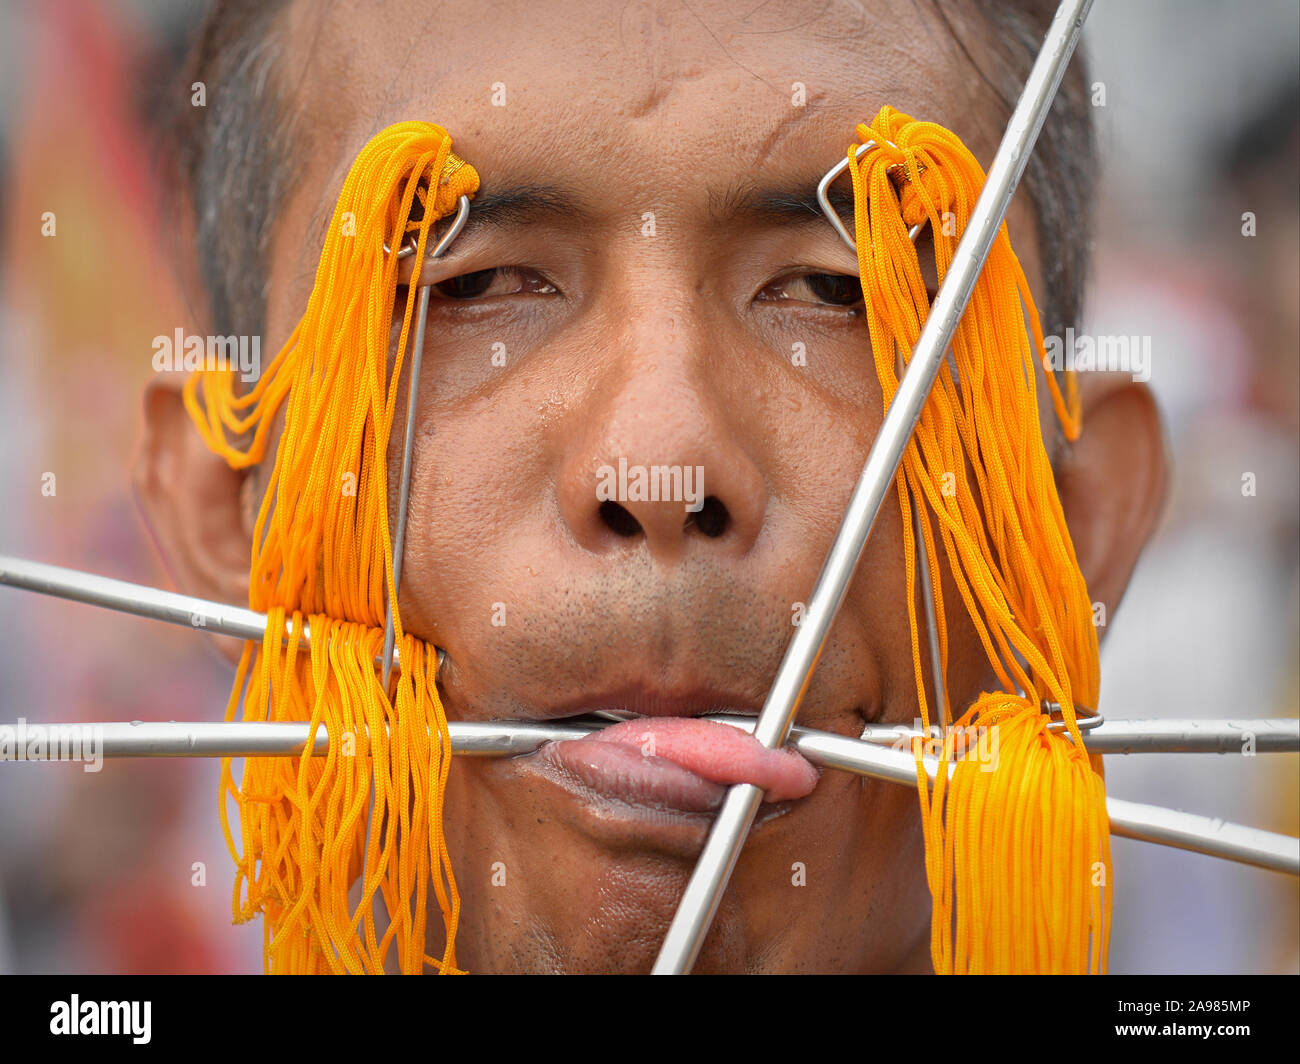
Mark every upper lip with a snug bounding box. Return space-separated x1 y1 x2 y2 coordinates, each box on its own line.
532 684 762 722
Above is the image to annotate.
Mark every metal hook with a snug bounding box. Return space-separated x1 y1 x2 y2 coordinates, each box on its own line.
816 139 926 252
382 192 472 262
1044 700 1105 733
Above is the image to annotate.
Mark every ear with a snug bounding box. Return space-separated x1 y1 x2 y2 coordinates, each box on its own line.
132 375 256 664
1055 372 1169 636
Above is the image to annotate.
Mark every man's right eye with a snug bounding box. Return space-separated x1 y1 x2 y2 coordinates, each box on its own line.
431 267 556 300
757 271 864 309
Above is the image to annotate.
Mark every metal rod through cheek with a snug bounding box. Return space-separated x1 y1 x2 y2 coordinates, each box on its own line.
381 282 432 689
900 340 948 732
651 0 1096 974
380 194 471 688
914 502 949 729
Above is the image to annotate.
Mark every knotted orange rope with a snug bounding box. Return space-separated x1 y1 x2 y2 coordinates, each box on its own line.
847 105 1110 973
185 121 478 973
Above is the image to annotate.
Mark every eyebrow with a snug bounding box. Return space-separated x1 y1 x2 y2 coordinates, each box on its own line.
302 182 584 263
452 183 585 236
708 179 856 228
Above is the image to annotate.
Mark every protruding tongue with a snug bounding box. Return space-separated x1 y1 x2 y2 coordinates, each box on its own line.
590 717 819 801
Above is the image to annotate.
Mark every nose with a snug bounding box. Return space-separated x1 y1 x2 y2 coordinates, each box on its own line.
555 304 768 565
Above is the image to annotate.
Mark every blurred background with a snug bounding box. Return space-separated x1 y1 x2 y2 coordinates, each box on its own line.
0 0 1295 974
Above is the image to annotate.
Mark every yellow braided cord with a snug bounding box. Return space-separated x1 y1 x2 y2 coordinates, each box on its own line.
848 106 1111 973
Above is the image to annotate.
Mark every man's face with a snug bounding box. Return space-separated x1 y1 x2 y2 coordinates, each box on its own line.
274 0 1030 974
141 0 1165 973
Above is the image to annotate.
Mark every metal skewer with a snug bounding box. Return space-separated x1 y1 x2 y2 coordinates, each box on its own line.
380 194 471 689
1 714 1293 875
858 717 1300 754
3 560 1296 757
782 723 1298 876
913 504 949 728
0 554 405 669
651 0 1096 974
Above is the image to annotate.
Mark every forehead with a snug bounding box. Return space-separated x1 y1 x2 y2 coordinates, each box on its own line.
278 0 1007 245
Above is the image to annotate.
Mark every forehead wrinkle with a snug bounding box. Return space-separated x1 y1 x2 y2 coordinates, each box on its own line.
609 0 895 123
669 0 787 100
747 98 814 171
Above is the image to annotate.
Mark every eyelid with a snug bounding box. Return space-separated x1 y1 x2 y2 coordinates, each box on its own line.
758 268 863 308
426 265 559 301
403 226 575 294
404 230 499 288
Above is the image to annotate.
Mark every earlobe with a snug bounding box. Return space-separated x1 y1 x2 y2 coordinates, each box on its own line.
1054 373 1170 635
133 375 254 662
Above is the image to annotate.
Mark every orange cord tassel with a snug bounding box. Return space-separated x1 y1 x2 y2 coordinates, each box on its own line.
189 122 478 974
851 106 1111 973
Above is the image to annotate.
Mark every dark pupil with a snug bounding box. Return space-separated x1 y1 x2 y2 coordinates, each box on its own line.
806 273 860 305
437 268 497 299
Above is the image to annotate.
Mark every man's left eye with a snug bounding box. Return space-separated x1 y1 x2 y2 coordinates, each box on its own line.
759 272 863 308
432 267 557 300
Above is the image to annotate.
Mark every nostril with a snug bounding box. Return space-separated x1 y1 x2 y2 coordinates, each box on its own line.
691 495 730 538
599 500 642 537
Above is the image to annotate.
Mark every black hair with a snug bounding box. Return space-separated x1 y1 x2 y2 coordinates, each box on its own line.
167 0 297 341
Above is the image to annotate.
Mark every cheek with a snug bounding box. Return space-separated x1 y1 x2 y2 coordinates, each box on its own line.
394 389 543 653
